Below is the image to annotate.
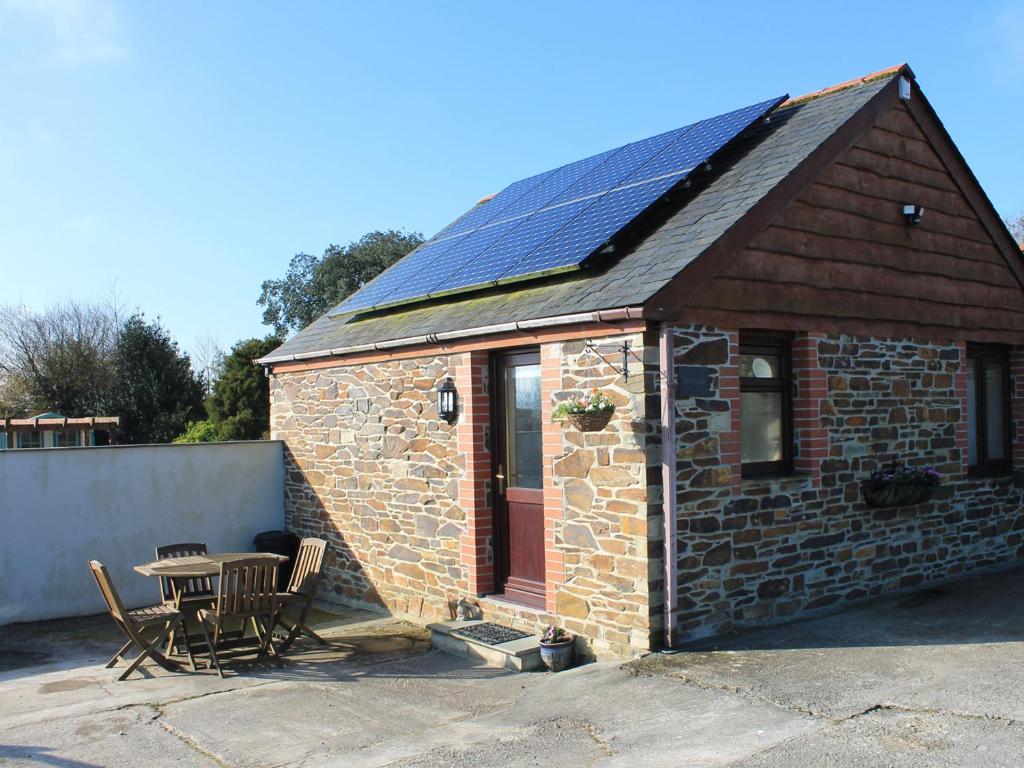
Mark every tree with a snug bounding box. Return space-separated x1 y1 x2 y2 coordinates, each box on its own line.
173 419 219 443
1005 210 1023 246
110 315 205 444
0 302 117 417
191 333 225 396
258 229 423 336
205 336 281 440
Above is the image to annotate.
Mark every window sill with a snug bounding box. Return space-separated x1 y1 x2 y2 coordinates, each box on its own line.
966 466 1014 480
740 468 815 487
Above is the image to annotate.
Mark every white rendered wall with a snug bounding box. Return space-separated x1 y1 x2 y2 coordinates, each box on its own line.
0 441 284 624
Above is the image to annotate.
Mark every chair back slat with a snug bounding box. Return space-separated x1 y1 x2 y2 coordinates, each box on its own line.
89 560 135 637
213 557 279 622
155 542 212 601
287 538 327 595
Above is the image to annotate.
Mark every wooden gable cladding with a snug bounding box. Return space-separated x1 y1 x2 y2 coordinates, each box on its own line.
678 100 1024 343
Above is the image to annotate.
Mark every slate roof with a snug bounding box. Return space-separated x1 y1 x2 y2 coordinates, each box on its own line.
266 70 898 362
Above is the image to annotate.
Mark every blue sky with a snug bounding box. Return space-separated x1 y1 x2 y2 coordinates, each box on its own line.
1 1 1021 358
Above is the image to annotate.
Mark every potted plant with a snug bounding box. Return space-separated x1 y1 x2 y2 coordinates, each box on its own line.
539 625 575 672
552 388 615 432
861 463 942 508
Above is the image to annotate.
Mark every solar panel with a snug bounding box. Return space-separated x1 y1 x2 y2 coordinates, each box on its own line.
334 236 467 314
503 96 785 279
431 170 555 241
331 94 786 316
432 199 592 295
545 122 695 206
376 218 522 309
507 176 681 278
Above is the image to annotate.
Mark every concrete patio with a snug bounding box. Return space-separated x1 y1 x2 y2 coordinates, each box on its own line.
1 565 1023 767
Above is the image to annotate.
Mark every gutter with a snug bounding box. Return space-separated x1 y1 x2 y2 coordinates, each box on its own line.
658 323 678 649
257 306 646 366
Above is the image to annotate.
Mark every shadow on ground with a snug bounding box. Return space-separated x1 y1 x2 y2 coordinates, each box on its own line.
2 567 1023 767
628 564 1024 729
672 563 1024 654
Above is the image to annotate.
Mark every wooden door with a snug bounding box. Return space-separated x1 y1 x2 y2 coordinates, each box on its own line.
493 349 545 607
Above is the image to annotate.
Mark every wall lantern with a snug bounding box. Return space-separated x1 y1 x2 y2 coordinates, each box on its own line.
437 377 458 424
902 204 924 226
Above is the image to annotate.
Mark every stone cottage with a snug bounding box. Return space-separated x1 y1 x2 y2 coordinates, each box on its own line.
261 64 1024 659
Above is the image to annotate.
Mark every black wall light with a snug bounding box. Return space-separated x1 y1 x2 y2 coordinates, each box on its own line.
437 377 458 424
902 204 924 226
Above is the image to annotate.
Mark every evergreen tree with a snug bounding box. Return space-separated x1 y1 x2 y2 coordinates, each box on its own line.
111 315 205 443
206 336 281 440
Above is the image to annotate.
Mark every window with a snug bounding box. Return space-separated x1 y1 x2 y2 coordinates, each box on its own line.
966 344 1011 473
740 333 793 475
17 431 42 449
54 429 80 447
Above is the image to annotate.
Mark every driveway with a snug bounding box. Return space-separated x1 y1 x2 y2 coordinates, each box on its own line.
1 565 1022 767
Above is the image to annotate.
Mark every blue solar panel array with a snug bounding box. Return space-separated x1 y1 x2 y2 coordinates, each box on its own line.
331 94 786 316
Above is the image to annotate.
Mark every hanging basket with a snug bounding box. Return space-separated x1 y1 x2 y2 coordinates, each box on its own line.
861 480 935 508
861 461 942 509
565 410 614 432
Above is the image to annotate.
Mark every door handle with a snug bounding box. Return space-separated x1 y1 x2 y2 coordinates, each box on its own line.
495 464 506 496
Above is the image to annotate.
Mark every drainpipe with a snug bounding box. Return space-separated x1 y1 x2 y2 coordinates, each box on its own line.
659 323 678 649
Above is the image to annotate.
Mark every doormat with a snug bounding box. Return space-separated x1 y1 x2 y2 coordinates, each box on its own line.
452 622 532 646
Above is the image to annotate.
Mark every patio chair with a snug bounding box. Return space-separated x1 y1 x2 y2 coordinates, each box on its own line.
155 542 214 604
197 556 280 677
155 542 216 669
273 537 328 652
88 560 185 681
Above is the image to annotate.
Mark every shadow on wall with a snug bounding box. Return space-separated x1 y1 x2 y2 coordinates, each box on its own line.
281 445 385 613
683 562 1024 653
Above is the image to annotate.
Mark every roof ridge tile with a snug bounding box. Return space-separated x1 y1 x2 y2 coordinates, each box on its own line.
781 63 911 108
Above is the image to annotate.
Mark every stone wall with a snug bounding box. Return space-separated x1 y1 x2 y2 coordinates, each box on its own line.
270 355 467 619
270 330 659 659
544 332 658 657
671 325 1024 642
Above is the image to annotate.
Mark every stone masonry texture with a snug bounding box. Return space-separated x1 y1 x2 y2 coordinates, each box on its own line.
270 325 1022 658
270 355 466 619
670 325 1024 643
271 331 657 660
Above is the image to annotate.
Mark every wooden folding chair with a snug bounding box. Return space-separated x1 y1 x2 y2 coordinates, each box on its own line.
155 543 216 667
155 542 214 605
89 560 185 681
273 537 328 652
197 556 279 678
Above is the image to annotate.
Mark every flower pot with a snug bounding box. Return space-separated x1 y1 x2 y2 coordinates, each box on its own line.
539 640 575 672
565 410 613 432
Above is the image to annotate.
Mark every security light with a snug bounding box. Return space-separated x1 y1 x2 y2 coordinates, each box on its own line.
902 204 924 226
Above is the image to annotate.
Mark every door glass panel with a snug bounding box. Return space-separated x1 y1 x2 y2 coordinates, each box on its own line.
505 364 542 489
741 392 783 463
984 361 1006 460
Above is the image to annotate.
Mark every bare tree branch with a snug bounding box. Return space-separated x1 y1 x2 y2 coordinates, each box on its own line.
1004 210 1024 246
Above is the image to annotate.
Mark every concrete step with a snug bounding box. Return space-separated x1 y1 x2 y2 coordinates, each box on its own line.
428 620 542 672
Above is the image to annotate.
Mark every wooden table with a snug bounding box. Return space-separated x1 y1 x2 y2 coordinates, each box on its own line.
134 552 290 667
134 552 289 579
